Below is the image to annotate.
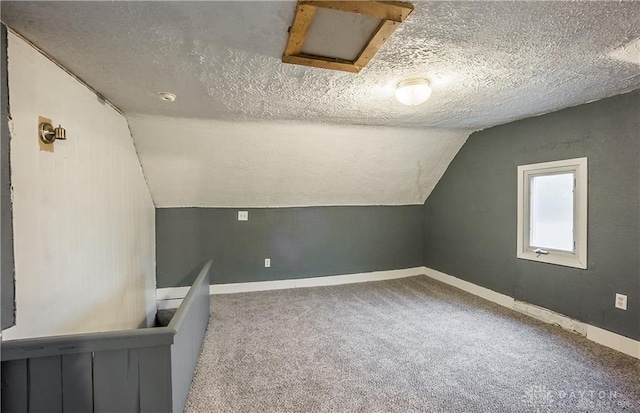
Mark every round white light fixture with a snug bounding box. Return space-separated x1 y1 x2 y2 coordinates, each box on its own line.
395 78 431 106
157 92 177 102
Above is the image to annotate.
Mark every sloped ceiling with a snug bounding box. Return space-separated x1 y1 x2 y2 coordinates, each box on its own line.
2 1 639 206
128 115 469 207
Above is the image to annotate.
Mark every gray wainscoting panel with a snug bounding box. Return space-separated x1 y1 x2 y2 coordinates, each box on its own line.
93 349 140 413
139 345 172 413
0 260 211 413
1 359 27 412
423 90 640 340
169 261 211 413
29 356 63 413
157 206 423 287
62 353 94 413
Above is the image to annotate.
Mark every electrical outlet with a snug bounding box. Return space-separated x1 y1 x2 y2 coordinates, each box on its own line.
264 258 271 268
238 211 248 221
615 293 627 310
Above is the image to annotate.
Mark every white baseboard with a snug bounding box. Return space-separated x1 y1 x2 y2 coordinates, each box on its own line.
156 286 190 301
423 267 640 360
586 325 640 359
157 298 184 311
156 267 426 309
211 267 426 294
422 267 515 309
210 278 297 295
155 265 639 359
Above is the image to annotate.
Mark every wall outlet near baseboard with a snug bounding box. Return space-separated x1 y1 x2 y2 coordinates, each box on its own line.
615 293 627 310
264 258 271 268
238 211 248 221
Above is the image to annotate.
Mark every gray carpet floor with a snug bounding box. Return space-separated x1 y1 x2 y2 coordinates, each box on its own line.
184 276 640 413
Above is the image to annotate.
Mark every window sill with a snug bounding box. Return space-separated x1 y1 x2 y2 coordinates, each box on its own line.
517 250 587 269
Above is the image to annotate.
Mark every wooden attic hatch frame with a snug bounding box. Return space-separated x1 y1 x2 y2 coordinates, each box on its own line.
282 1 414 73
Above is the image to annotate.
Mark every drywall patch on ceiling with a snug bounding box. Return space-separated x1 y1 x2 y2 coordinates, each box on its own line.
128 115 470 207
2 1 639 129
609 38 640 65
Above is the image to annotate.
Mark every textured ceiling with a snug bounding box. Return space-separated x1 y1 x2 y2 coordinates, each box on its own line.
127 115 469 207
2 1 639 130
3 1 640 208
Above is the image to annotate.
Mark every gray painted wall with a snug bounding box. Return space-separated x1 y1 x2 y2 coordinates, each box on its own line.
156 206 423 287
1 23 16 329
423 90 640 340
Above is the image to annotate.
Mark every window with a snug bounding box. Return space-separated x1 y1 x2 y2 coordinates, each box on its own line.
517 157 587 269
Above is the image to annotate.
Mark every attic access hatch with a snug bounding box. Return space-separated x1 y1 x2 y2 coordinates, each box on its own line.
282 1 414 73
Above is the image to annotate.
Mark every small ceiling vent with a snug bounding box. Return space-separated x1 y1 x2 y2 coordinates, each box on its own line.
282 1 414 73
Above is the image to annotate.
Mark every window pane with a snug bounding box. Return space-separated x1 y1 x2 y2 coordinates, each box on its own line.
530 173 574 251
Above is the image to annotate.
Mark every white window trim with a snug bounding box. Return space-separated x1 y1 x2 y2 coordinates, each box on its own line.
517 157 588 269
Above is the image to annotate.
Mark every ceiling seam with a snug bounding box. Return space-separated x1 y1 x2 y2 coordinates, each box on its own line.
3 24 125 116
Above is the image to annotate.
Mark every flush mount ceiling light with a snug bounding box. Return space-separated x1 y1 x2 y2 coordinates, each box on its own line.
283 1 414 73
395 78 431 106
158 92 177 102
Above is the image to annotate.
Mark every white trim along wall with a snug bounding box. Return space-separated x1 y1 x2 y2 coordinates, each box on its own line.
156 266 640 360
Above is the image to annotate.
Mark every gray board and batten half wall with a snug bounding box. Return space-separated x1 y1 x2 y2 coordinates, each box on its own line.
1 260 212 413
422 90 640 340
156 205 424 288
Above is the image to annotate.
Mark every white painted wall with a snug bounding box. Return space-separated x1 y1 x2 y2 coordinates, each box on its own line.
129 115 470 208
3 33 156 340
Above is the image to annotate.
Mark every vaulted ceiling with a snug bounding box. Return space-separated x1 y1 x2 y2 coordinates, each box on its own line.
127 115 469 207
2 1 639 206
